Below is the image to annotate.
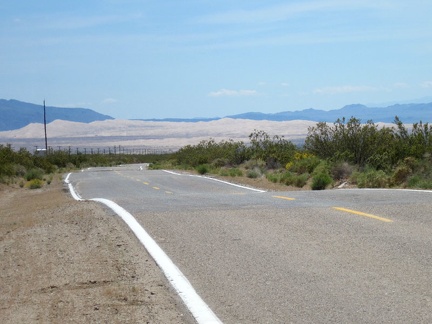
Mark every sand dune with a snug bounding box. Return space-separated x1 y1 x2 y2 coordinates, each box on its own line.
0 118 318 150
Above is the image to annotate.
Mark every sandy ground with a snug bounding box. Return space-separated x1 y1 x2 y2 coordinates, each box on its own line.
0 118 316 151
0 178 195 323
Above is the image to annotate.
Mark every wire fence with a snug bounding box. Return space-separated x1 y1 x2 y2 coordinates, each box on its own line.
29 145 175 156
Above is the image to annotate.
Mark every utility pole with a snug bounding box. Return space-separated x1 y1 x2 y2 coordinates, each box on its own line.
43 100 48 153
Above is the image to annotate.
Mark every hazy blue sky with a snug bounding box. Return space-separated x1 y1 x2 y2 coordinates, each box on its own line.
1 1 431 119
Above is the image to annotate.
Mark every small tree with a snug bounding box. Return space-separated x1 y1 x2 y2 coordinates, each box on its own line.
248 130 296 168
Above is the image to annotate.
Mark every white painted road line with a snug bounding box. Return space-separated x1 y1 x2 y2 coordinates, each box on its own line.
65 173 223 324
163 169 267 193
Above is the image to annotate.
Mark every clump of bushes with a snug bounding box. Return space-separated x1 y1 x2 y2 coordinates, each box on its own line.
196 164 210 175
351 168 390 188
228 168 243 177
246 169 260 179
28 179 43 189
25 168 44 181
311 161 333 190
331 162 355 181
311 173 332 190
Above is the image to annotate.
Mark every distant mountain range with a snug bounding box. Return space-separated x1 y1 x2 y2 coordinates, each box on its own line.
0 99 113 131
1 99 431 132
142 103 432 124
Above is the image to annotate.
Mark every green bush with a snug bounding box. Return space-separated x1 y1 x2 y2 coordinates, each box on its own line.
407 175 432 189
355 169 390 188
311 172 332 190
228 168 243 177
28 179 43 189
293 173 309 188
266 172 280 183
407 175 421 188
290 156 320 174
196 164 210 175
281 171 294 186
175 139 248 167
219 168 230 176
246 170 260 178
25 168 44 181
418 179 432 189
266 171 309 188
0 163 14 177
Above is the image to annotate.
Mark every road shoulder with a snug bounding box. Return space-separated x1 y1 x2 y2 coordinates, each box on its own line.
0 178 194 323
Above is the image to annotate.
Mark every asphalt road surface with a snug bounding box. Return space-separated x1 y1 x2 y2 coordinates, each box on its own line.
69 165 432 323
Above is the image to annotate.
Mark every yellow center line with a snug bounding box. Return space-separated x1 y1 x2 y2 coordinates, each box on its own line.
333 207 393 223
143 182 149 185
152 186 160 190
165 191 173 194
273 195 296 201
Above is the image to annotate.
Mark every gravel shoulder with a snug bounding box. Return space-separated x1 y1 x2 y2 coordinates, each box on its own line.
0 177 195 323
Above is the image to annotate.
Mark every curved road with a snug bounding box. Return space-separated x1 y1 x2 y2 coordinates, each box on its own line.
69 165 432 323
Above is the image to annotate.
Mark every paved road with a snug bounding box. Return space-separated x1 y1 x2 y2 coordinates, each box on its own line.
70 165 432 323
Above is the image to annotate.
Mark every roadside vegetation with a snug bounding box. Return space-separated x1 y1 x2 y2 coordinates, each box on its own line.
1 116 431 190
150 116 432 190
0 144 172 189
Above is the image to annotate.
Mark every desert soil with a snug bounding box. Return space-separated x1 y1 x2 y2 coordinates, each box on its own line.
0 177 195 324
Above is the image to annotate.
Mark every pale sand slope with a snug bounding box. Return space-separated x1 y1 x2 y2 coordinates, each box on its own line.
0 119 317 149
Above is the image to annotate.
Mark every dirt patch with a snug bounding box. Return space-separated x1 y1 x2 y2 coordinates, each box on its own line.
0 179 194 323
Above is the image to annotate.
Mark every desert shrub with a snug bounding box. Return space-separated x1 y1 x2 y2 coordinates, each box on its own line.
246 170 260 178
248 130 297 168
267 171 309 188
175 139 247 167
219 168 230 176
277 171 291 185
0 163 15 177
212 158 230 168
311 172 332 190
148 159 176 170
13 164 27 177
229 168 243 177
418 179 432 189
33 157 56 174
407 175 421 188
403 157 417 169
289 154 320 175
407 174 432 189
243 159 266 172
331 162 355 181
196 164 210 175
293 173 309 188
28 179 43 189
266 172 281 183
25 168 44 181
392 164 412 185
355 169 390 188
